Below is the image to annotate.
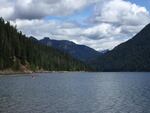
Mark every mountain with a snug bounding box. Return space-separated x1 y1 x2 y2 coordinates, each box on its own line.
0 18 89 72
40 37 101 62
99 49 109 54
93 23 150 71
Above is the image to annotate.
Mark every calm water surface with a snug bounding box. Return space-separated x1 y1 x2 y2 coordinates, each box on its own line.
0 72 150 113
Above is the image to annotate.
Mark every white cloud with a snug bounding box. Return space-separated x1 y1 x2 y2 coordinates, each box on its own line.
92 0 150 25
90 0 150 36
0 0 14 19
86 0 150 49
10 18 130 51
3 0 150 51
3 0 100 19
82 23 121 40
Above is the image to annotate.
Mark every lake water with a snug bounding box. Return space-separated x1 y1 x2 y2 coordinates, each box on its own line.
0 72 150 113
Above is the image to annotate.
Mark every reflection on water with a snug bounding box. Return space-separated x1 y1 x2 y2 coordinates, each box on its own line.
0 72 150 113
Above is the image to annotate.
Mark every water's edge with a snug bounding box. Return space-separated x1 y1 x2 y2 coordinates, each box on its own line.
0 71 87 76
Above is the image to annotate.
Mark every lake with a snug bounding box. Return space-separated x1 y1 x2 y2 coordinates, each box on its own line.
0 72 150 113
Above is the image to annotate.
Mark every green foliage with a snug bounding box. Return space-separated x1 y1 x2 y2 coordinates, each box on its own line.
0 17 89 71
12 58 20 71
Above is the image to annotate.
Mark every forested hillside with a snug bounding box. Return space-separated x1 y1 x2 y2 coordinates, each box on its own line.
0 18 88 72
92 23 150 71
40 37 101 62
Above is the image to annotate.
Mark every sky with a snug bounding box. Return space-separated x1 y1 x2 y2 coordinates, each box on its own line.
0 0 150 51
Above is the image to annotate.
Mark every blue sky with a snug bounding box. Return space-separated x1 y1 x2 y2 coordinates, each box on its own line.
44 5 94 27
0 0 150 50
44 0 150 26
129 0 150 10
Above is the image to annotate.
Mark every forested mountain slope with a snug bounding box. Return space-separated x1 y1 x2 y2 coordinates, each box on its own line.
40 37 101 62
92 23 150 71
0 18 88 72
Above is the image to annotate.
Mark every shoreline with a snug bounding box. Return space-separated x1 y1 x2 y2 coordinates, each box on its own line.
0 70 33 76
1 71 149 76
0 70 87 76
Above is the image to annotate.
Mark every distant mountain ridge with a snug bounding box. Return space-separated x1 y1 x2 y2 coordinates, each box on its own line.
0 18 89 72
92 23 150 71
40 37 101 62
1 17 150 72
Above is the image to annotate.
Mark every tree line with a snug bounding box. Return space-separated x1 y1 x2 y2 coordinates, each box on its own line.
0 18 89 71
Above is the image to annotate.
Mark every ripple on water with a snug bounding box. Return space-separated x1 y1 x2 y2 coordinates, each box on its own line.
0 72 150 113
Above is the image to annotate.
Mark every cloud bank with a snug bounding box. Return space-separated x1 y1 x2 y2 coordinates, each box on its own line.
1 0 150 50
